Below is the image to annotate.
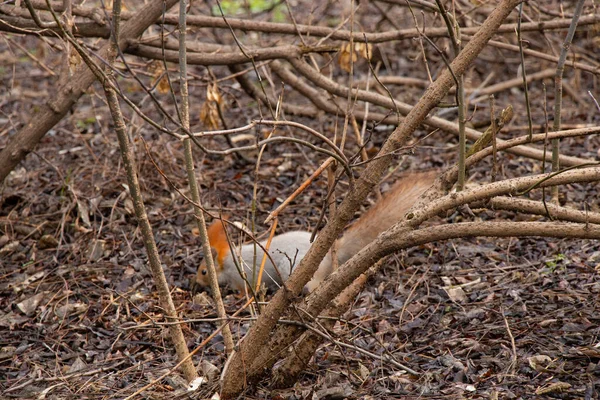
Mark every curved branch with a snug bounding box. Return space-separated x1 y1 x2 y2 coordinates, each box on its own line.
426 125 600 201
260 219 600 381
308 220 600 316
219 136 349 171
412 167 600 230
255 120 349 165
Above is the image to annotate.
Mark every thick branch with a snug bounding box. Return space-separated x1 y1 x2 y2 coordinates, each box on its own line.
263 217 600 379
310 219 600 318
102 0 197 382
128 43 337 65
486 196 600 225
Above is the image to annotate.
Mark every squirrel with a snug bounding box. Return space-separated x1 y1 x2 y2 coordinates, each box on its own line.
192 171 437 294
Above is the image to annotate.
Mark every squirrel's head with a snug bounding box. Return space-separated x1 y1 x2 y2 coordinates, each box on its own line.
192 219 229 294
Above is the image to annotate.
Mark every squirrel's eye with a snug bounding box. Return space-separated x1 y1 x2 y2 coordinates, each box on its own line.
202 270 208 275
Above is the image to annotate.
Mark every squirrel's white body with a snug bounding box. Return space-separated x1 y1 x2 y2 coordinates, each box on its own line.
194 171 437 293
218 231 315 291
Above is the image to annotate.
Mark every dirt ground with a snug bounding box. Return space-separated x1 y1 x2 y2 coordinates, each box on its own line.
2 1 600 399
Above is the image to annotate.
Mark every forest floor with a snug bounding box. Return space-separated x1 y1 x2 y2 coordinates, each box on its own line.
2 1 600 399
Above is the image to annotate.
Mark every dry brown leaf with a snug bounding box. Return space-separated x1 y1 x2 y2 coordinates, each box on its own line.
206 82 223 104
16 292 46 316
149 61 170 94
338 43 372 72
200 101 220 129
68 47 81 75
338 43 357 72
156 74 170 94
55 302 88 319
200 83 224 129
356 42 373 60
38 234 58 250
445 286 467 303
528 354 552 372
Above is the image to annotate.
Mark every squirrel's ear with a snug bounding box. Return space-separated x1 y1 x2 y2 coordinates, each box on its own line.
206 219 229 266
210 247 224 270
207 219 225 240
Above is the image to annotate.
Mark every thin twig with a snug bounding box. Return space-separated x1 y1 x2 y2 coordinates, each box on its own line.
517 2 533 140
178 0 234 355
282 319 419 375
551 0 586 203
99 0 197 383
490 96 498 182
265 158 334 224
501 307 518 374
